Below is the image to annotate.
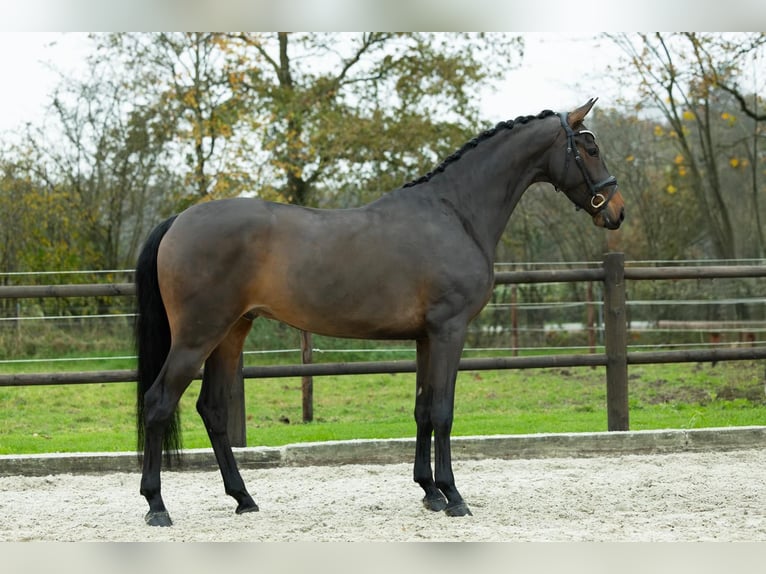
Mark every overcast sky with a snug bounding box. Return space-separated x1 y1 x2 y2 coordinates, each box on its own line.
0 32 624 136
0 33 91 134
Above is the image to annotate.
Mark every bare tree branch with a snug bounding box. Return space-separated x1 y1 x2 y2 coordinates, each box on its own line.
716 81 766 122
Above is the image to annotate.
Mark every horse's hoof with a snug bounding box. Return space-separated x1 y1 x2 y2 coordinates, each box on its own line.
145 510 173 527
236 501 259 514
445 502 473 517
422 493 448 512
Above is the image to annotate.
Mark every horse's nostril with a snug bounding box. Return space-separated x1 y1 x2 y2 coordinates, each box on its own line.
619 207 625 222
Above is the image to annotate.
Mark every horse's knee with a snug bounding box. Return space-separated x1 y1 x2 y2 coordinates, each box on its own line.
414 403 431 426
430 407 453 436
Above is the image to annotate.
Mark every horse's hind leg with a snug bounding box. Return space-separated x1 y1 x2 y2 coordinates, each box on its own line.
197 317 258 515
141 346 205 526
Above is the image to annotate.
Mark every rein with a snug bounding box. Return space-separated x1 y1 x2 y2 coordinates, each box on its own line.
556 112 618 212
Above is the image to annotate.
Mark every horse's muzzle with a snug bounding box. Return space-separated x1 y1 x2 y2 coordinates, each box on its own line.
592 188 625 230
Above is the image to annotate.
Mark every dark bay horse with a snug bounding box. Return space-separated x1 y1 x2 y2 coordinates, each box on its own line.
134 98 625 526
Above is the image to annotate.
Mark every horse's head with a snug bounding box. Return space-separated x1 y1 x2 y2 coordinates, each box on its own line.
548 98 625 230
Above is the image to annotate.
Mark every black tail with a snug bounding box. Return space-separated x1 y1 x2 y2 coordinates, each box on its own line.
135 215 181 465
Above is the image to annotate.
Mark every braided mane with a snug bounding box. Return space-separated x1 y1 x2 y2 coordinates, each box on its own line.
403 109 557 188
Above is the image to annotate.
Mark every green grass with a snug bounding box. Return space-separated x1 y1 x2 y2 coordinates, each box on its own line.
1 360 764 455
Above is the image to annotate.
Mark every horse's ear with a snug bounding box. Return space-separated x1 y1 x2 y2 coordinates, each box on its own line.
567 98 598 127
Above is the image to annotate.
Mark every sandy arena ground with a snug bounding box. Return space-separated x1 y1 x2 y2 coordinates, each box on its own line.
1 448 765 542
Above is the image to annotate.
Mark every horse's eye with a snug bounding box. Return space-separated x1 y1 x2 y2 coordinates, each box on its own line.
587 147 599 157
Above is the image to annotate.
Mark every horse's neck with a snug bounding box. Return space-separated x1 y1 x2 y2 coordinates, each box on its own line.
431 120 556 258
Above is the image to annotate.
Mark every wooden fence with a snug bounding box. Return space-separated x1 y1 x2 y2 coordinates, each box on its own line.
2 253 766 446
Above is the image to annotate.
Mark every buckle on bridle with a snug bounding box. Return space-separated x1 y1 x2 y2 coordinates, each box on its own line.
591 193 607 209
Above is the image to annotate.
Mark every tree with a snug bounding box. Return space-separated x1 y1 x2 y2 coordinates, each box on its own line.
94 33 254 208
87 33 523 213
590 107 708 261
698 34 766 122
8 55 182 270
691 33 766 258
0 31 525 282
607 32 766 260
0 160 85 278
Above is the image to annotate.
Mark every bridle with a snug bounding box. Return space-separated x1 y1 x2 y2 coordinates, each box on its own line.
556 112 618 212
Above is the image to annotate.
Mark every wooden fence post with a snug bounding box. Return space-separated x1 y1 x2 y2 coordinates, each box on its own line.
603 252 629 431
227 353 247 447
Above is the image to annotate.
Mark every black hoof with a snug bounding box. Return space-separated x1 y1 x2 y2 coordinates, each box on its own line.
145 510 173 527
422 493 448 512
236 501 259 514
445 502 473 517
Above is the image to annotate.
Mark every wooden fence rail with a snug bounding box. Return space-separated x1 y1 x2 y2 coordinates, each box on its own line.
2 253 766 446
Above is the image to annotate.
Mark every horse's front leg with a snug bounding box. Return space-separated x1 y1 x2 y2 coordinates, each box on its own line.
414 321 472 517
414 338 447 512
